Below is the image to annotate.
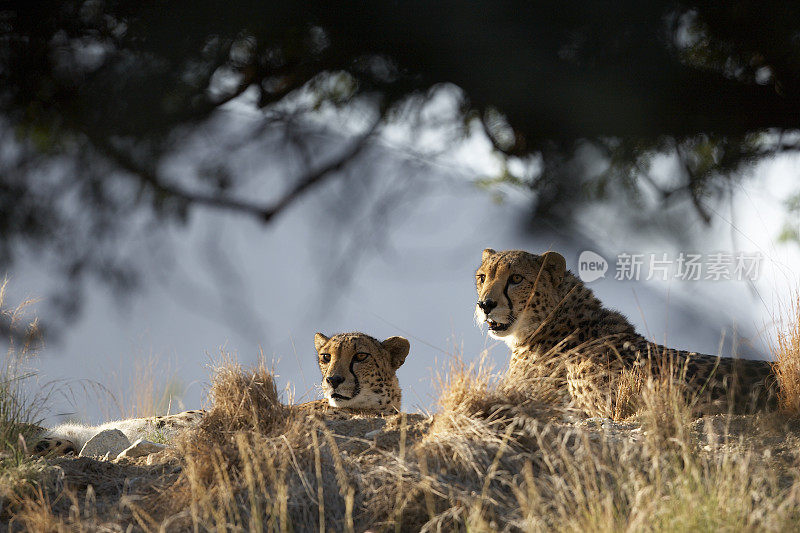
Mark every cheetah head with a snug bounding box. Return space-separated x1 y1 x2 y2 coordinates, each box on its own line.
314 332 409 411
475 248 566 344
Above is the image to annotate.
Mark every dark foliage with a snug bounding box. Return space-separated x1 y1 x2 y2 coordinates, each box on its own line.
1 1 799 336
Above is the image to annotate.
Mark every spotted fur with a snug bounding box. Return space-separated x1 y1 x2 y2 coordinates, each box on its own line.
313 332 409 416
475 248 777 412
30 410 206 457
33 332 409 456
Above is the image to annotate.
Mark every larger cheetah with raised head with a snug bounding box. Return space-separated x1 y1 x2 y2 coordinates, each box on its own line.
474 248 777 413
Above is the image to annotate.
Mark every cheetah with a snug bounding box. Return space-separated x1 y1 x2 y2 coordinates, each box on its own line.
30 331 410 455
475 248 777 413
31 410 206 456
305 332 409 418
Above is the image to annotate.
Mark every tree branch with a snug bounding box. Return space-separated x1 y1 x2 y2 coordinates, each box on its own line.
675 142 712 224
91 118 380 223
261 119 381 222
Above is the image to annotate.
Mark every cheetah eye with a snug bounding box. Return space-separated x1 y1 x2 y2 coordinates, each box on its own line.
476 274 486 284
320 354 331 364
354 352 370 362
509 274 523 284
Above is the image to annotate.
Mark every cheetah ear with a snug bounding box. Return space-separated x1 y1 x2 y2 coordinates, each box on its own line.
382 336 410 370
314 333 329 353
541 251 566 284
482 248 497 262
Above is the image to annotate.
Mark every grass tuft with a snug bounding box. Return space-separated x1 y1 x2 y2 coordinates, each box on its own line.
773 295 800 414
110 354 185 419
0 281 56 521
8 302 800 530
0 280 47 455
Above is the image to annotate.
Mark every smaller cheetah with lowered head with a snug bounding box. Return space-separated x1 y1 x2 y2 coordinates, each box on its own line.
32 331 410 455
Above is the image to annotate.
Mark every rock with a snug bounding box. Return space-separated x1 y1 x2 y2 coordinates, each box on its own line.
115 438 167 461
78 429 131 459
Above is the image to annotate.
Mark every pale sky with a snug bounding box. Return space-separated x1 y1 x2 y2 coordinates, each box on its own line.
7 90 799 425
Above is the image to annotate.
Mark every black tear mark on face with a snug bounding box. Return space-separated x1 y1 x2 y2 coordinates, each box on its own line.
155 419 166 429
502 277 514 317
346 341 362 400
34 441 48 453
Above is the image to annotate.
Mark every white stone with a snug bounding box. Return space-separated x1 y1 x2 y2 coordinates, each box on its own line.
115 438 167 461
78 429 131 459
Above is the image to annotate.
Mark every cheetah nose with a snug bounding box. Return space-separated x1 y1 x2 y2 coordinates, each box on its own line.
326 375 345 389
477 299 497 313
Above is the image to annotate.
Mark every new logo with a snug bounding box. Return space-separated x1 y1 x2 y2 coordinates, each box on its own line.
578 250 608 282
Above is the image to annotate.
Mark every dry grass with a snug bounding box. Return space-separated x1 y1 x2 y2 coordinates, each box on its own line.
0 281 61 524
10 353 800 531
150 355 363 531
510 423 798 532
0 280 47 453
8 317 800 530
108 354 184 420
636 349 696 452
773 295 800 414
363 345 800 532
7 487 67 532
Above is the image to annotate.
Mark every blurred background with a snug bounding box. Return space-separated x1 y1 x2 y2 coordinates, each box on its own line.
1 2 798 423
